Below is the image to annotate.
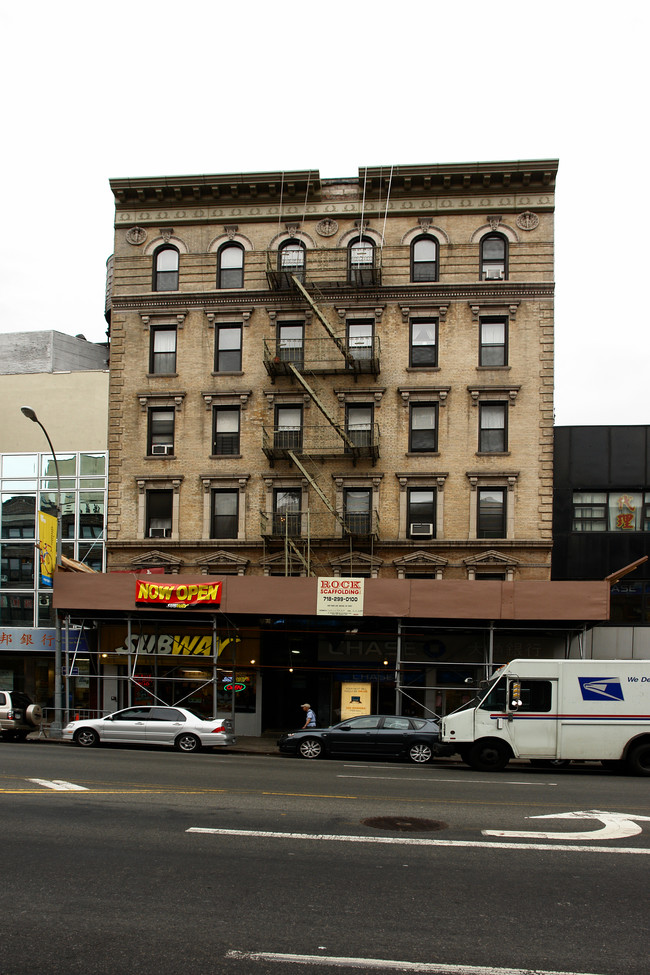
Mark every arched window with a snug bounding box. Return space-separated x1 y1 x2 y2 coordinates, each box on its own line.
348 236 375 284
480 233 508 280
218 243 244 289
411 235 438 282
153 246 179 292
278 239 306 282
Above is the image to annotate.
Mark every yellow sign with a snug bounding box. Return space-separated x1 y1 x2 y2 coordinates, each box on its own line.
38 510 58 588
340 682 371 720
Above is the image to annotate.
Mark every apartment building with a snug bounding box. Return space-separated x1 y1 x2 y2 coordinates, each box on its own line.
105 162 556 582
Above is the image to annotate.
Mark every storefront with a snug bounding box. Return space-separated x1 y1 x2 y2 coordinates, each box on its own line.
53 573 611 735
0 624 94 718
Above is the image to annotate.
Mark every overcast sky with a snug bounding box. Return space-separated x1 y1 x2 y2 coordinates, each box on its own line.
1 1 647 426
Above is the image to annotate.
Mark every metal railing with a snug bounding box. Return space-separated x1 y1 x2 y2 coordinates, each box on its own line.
262 422 380 462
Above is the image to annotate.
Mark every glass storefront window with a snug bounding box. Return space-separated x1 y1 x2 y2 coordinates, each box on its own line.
2 455 38 478
79 493 104 538
41 454 76 477
0 451 107 627
80 454 106 476
1 545 35 587
1 494 36 538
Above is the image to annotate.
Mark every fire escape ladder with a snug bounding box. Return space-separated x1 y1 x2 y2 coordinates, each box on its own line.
286 450 345 531
290 274 357 369
286 363 356 450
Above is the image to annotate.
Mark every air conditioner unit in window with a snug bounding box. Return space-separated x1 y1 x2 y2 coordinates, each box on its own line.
148 527 172 538
410 523 434 537
151 443 173 455
484 268 504 280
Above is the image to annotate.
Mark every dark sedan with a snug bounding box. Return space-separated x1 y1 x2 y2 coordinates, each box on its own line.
278 714 449 763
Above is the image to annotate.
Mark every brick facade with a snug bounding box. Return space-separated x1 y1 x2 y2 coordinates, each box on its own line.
105 162 556 580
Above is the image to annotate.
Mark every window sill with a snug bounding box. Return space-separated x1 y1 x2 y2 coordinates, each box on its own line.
146 373 179 379
476 451 511 457
406 451 440 457
145 454 176 459
210 454 242 460
476 365 511 371
211 371 244 377
406 366 440 373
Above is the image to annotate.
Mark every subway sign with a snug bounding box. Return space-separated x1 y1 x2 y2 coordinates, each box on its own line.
135 579 222 608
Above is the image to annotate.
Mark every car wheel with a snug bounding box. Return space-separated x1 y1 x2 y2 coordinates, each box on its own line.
298 737 323 759
74 728 99 748
466 740 510 772
625 743 650 776
407 741 433 764
175 733 201 753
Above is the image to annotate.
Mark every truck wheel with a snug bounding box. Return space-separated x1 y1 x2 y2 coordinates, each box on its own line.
466 740 510 772
625 743 650 776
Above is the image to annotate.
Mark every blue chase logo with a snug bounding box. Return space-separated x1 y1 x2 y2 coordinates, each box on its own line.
578 677 625 702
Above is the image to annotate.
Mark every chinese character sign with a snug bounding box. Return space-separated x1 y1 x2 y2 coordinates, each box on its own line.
613 493 640 531
38 510 58 588
317 577 364 617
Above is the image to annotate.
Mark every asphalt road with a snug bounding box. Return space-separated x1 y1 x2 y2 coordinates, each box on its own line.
1 742 649 975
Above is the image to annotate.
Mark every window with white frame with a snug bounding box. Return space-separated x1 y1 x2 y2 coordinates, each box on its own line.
150 327 177 375
217 243 244 289
410 403 438 452
478 402 507 453
480 233 508 280
411 236 438 282
153 245 179 291
148 408 175 455
410 318 438 368
479 317 507 366
215 324 242 372
213 407 240 456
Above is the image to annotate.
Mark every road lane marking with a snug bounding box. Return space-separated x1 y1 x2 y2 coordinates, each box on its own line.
226 949 606 974
188 826 650 854
27 778 88 792
483 809 650 840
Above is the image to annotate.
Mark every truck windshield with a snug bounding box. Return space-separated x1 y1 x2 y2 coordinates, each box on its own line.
445 670 508 717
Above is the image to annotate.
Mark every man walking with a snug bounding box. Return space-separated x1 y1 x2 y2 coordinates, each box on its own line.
301 703 316 728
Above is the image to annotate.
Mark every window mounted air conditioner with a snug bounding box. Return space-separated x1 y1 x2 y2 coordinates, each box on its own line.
410 523 434 537
151 443 173 455
484 268 504 280
148 527 171 538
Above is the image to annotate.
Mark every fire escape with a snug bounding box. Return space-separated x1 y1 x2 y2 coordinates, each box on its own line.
261 247 382 575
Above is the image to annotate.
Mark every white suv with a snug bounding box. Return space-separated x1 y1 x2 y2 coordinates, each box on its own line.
0 691 43 741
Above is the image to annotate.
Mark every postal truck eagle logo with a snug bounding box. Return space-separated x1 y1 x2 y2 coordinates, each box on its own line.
578 677 625 702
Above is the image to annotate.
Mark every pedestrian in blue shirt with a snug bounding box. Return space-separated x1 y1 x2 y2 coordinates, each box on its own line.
301 703 316 728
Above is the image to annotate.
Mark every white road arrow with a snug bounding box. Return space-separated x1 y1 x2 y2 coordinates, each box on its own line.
27 778 88 792
483 809 650 841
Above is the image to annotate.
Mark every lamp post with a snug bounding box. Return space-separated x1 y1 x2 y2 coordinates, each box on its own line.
21 407 63 738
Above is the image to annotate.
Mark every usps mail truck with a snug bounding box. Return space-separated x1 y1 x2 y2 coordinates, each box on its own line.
441 659 650 775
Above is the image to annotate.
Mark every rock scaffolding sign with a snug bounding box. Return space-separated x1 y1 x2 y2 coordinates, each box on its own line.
317 577 364 617
135 579 222 608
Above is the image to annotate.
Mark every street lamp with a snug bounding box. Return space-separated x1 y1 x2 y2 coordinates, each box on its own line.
21 406 63 738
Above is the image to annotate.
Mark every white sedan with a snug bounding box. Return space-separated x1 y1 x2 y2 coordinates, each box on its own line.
63 706 236 753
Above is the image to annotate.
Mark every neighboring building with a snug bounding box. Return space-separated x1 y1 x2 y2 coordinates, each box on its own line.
0 331 109 708
553 425 650 658
52 161 610 734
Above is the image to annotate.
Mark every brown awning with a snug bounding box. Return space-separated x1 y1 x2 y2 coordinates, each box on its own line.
53 573 610 623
